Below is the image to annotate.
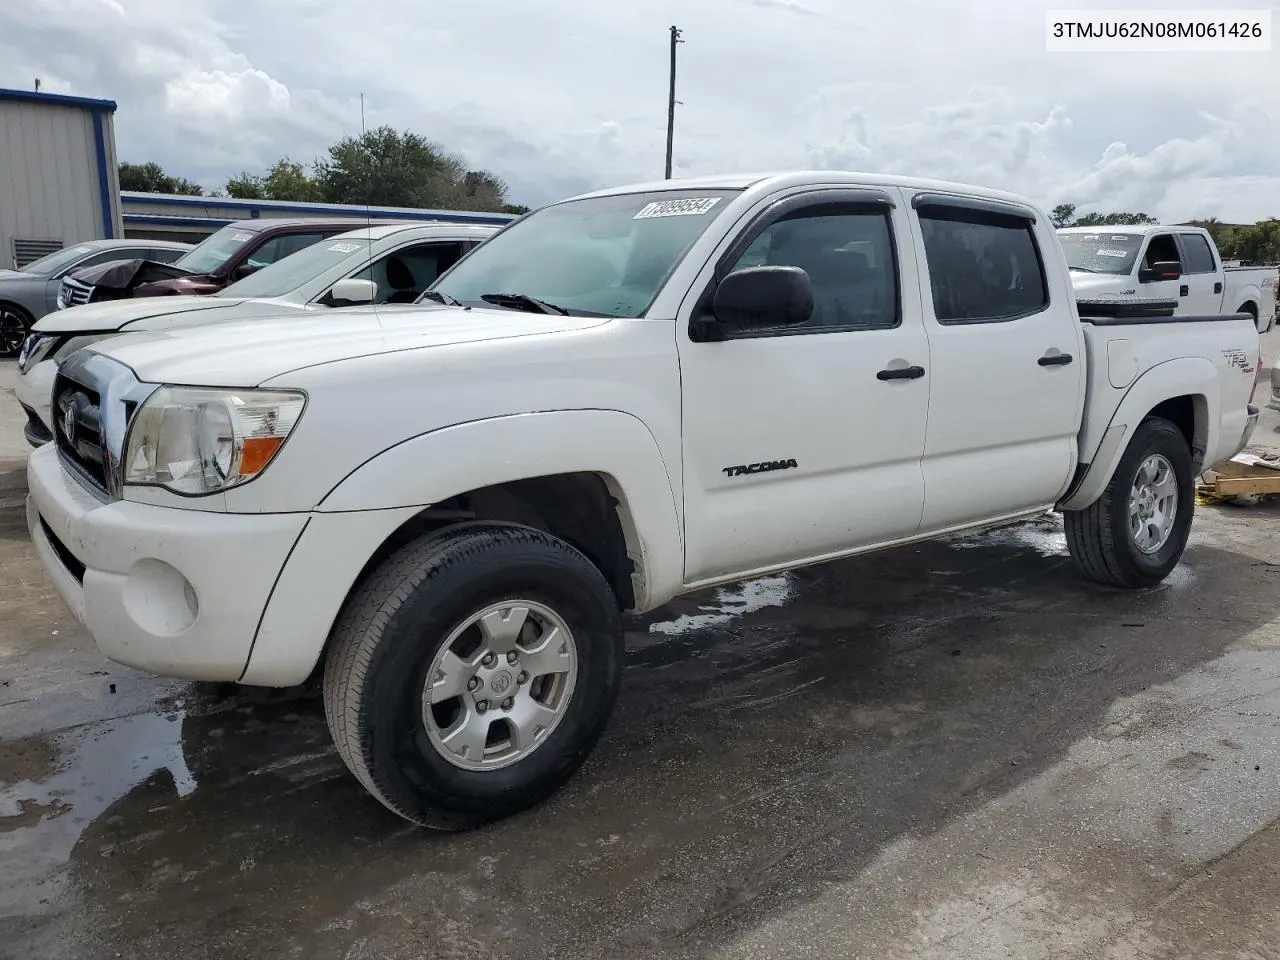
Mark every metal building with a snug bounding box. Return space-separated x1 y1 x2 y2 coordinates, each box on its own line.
121 192 516 244
0 88 123 269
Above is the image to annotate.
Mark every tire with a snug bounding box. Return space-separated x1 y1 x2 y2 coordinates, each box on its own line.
0 303 33 357
322 522 624 831
1064 416 1194 589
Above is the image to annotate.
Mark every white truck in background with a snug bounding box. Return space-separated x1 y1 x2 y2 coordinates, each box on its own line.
1058 224 1277 334
25 171 1262 832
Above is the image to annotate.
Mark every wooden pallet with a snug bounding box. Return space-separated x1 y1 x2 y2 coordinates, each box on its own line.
1197 454 1280 498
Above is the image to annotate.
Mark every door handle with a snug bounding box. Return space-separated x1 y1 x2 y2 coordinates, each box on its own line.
1179 284 1189 297
876 365 925 381
1038 352 1073 367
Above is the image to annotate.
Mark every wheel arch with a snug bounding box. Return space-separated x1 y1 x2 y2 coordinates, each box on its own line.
1059 357 1218 511
240 410 684 687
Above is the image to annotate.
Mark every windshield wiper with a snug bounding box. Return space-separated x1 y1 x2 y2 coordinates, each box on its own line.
480 292 570 315
420 290 462 306
1069 266 1098 273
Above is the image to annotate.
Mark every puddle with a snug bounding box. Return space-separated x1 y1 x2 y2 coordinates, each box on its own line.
945 514 1067 559
0 711 195 917
648 574 796 636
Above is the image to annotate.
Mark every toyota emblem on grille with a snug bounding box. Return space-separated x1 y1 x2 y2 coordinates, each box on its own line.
59 395 77 445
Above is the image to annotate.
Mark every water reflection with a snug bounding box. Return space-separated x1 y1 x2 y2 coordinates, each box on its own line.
0 710 195 917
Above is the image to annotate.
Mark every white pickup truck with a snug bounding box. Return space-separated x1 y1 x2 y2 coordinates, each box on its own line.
1058 224 1278 334
25 171 1262 831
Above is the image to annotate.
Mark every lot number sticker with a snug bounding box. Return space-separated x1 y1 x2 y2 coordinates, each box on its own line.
1097 248 1130 257
327 242 364 253
633 197 722 219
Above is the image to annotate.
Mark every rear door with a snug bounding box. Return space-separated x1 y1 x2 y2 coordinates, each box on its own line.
1174 232 1223 314
906 192 1087 531
677 187 931 584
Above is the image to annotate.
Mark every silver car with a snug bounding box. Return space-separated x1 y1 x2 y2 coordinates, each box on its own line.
0 238 191 355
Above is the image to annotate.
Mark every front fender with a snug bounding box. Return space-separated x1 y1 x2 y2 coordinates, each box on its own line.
316 409 684 610
1058 357 1218 511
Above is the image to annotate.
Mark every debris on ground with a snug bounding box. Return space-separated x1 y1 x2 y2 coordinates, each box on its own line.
1197 453 1280 506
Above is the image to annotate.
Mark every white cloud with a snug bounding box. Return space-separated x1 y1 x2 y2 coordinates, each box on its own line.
1 0 1277 221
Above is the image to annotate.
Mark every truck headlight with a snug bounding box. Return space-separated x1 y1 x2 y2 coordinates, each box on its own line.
123 387 306 495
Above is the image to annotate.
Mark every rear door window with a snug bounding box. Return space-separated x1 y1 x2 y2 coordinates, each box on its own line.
917 209 1049 323
1177 233 1217 274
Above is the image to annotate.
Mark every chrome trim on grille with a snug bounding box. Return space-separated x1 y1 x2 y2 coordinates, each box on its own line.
58 277 94 309
53 351 159 501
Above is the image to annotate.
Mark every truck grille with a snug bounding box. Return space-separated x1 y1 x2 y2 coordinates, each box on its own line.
58 276 94 309
52 372 109 495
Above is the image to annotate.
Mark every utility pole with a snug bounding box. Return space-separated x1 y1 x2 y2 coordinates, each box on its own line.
664 25 683 179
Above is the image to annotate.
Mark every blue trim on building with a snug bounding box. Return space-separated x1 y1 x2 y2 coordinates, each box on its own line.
0 87 117 112
90 112 115 239
124 214 239 229
120 191 515 224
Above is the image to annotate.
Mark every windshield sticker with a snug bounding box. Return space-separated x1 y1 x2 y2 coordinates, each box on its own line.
327 241 364 253
69 245 91 256
229 231 253 243
633 197 722 219
1097 248 1130 257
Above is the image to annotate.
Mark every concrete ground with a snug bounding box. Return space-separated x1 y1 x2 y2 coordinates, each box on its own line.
1 334 1279 960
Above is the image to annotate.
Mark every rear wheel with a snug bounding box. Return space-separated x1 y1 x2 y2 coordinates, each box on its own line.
322 522 624 830
1064 416 1194 588
0 303 33 357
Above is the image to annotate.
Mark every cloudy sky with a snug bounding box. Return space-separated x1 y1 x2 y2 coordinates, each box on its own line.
3 0 1278 222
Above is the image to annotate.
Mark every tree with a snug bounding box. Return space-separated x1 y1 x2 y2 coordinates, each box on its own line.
118 161 203 195
314 125 463 208
311 125 512 212
1222 218 1280 265
1049 205 1159 228
226 158 323 202
1070 211 1158 227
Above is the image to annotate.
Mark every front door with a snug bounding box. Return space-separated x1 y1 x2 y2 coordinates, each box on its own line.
677 189 931 585
1137 232 1187 308
907 192 1087 531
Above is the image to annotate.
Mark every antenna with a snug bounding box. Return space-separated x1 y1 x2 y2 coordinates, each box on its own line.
358 92 375 317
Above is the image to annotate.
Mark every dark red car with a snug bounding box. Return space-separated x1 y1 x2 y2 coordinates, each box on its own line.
59 217 403 306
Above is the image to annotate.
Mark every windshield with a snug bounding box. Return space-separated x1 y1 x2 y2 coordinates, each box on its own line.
19 244 95 277
427 188 741 317
1058 233 1142 275
218 234 377 299
173 225 259 275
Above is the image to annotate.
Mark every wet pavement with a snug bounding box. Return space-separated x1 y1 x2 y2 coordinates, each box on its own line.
1 352 1280 960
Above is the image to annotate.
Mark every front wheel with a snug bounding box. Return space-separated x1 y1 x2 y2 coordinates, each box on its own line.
322 523 624 830
0 303 33 357
1064 416 1195 589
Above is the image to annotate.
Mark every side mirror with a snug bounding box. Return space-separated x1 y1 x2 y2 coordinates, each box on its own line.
709 266 813 333
328 277 377 306
231 262 260 281
1138 260 1182 283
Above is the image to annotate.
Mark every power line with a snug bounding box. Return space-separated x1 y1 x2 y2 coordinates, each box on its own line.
664 25 684 180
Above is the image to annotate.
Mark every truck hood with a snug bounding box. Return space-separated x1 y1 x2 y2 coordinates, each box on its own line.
33 295 254 333
89 305 612 386
1068 272 1131 296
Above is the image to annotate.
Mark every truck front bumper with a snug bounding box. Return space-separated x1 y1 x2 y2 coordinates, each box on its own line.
26 443 308 681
